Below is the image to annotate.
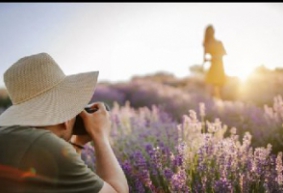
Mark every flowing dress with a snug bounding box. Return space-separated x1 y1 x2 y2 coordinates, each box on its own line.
205 40 227 87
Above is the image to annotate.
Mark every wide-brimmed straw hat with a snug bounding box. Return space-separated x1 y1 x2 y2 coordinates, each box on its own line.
0 53 99 126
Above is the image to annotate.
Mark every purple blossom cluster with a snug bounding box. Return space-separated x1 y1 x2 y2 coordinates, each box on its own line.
91 79 283 154
82 102 283 192
91 84 126 107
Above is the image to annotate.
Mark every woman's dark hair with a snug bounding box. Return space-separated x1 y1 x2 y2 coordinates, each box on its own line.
203 25 215 47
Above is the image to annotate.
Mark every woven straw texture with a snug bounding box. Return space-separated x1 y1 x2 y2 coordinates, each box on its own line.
0 53 99 126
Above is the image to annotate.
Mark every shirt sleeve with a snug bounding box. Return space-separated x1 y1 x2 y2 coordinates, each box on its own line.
19 132 104 193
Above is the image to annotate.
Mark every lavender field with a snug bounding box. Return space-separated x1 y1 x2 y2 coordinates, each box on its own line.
1 67 283 192
81 67 283 192
2 3 283 193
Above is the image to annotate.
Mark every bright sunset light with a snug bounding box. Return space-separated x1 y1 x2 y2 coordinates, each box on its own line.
224 59 256 82
0 3 283 87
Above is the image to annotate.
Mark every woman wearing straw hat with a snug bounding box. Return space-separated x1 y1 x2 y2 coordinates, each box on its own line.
0 53 129 193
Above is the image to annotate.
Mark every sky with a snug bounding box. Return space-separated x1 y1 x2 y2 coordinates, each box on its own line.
0 3 283 88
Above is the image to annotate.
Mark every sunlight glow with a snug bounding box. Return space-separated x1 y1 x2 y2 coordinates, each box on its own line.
0 3 283 88
225 62 254 82
229 68 253 82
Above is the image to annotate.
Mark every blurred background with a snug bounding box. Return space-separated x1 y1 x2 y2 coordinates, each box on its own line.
1 3 283 110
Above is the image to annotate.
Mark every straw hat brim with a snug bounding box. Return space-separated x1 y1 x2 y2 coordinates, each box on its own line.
0 71 99 126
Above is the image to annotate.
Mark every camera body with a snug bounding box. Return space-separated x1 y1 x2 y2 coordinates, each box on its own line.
73 103 110 135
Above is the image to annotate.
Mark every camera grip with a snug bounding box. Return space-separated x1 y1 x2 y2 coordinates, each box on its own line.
73 103 110 135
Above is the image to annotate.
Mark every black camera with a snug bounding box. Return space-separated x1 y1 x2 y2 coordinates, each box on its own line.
73 102 110 135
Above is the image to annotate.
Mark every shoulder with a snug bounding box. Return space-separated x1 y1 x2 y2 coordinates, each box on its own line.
23 130 81 166
21 130 104 192
20 130 75 171
0 125 53 150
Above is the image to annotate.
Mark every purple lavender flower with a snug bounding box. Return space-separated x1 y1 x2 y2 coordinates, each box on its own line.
81 90 283 192
276 152 283 186
214 177 232 192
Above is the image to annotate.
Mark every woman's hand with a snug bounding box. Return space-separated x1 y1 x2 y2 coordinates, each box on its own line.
79 102 112 143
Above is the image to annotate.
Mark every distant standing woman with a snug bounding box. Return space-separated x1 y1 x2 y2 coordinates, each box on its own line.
202 25 227 99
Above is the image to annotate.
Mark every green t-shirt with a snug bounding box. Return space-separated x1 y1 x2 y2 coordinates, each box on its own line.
0 125 104 193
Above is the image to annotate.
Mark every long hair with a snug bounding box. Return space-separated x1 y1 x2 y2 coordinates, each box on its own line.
203 25 215 47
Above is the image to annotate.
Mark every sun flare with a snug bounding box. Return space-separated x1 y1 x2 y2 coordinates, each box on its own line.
225 65 254 82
